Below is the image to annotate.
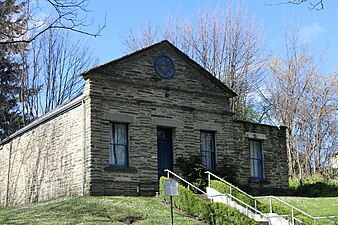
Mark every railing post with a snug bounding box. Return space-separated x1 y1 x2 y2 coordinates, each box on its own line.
167 170 170 178
291 208 294 225
208 172 211 188
230 186 232 195
313 218 316 225
254 199 257 210
227 193 229 204
269 197 272 213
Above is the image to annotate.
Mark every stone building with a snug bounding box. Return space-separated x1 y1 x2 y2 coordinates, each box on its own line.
0 40 288 206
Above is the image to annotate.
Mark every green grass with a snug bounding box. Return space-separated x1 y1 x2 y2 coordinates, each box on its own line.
256 197 338 225
211 179 338 224
0 196 203 225
279 197 338 217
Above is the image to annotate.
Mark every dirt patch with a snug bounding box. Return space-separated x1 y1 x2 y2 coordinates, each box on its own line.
108 214 144 224
119 215 143 224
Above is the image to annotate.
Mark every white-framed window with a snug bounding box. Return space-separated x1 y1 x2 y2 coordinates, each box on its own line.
250 140 263 178
200 131 216 170
109 123 128 167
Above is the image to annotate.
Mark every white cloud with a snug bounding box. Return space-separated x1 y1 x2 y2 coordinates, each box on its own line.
300 23 326 43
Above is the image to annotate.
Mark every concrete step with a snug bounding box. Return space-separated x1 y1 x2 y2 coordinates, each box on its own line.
206 187 291 225
266 213 290 225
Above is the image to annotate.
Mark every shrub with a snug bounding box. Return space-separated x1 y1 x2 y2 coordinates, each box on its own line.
289 175 338 197
160 177 260 225
175 154 238 190
211 180 254 204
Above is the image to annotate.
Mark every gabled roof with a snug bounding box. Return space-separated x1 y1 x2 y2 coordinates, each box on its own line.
83 40 237 97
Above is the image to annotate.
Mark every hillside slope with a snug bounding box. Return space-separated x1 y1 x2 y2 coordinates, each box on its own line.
0 196 203 224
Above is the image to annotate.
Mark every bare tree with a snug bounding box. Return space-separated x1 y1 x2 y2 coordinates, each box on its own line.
0 0 106 45
266 0 325 10
122 3 267 120
262 22 337 178
20 29 98 120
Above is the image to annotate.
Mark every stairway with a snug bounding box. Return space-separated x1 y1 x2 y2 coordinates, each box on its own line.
206 187 290 225
165 169 326 225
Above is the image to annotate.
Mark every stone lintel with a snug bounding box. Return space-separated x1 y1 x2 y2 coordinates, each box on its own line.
152 118 182 128
197 122 219 132
245 132 267 140
104 112 135 123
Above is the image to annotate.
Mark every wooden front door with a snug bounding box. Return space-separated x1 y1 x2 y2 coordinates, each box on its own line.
157 127 173 179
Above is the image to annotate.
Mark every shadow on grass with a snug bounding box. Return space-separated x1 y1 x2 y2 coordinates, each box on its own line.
291 182 338 197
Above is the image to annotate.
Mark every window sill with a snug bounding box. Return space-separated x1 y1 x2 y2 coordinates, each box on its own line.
104 166 138 173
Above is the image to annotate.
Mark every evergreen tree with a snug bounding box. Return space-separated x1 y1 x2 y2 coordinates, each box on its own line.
0 0 28 140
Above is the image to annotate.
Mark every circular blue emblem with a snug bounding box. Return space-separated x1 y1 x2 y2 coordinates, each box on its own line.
154 54 175 78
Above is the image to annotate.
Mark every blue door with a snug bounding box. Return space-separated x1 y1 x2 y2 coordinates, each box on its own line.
157 127 173 179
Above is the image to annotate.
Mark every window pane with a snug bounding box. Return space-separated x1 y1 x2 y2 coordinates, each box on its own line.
109 145 114 164
109 123 128 167
250 140 263 178
250 159 254 177
250 141 254 158
258 160 263 177
109 145 118 165
255 160 259 177
110 124 115 144
257 143 262 159
115 145 127 166
200 131 215 170
116 123 127 145
254 142 261 159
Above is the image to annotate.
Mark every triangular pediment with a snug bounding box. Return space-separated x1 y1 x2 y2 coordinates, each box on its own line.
84 40 237 98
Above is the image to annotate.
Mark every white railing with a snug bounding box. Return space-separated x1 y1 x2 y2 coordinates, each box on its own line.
165 169 271 224
205 171 338 225
205 171 255 199
164 169 207 195
222 192 272 224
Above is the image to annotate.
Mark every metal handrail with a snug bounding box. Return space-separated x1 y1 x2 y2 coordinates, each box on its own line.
255 196 315 219
206 170 338 225
312 216 338 225
205 171 255 199
208 191 272 224
164 169 207 195
313 216 338 220
225 193 267 219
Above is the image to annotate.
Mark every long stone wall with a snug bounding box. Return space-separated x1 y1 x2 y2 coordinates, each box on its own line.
0 101 85 206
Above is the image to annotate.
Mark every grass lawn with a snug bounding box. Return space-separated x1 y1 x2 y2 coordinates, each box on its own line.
278 196 338 217
0 196 203 225
255 196 338 224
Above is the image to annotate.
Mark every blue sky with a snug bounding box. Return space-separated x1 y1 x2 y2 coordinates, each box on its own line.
79 0 338 74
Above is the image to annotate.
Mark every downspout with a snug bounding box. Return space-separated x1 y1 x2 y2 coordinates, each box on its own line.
81 98 86 196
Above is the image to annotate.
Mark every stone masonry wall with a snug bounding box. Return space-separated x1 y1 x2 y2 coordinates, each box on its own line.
0 41 289 206
85 42 236 196
233 121 289 194
0 103 85 206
